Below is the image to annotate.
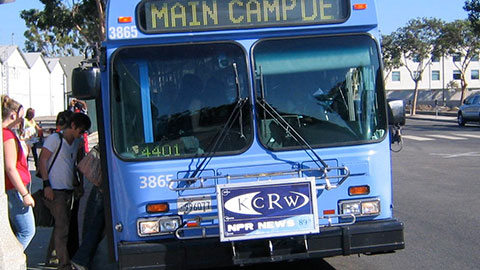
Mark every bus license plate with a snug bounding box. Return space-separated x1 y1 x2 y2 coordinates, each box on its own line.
217 178 318 242
177 196 213 215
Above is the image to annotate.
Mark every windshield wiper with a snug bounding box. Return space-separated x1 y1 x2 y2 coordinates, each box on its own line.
189 63 247 178
256 66 329 171
233 63 246 139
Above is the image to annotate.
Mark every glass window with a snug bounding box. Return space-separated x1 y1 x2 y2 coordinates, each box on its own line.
453 70 461 80
473 96 480 104
431 55 440 62
472 55 479 61
252 35 387 151
392 71 400 81
432 70 440 81
453 53 461 62
471 70 479 80
464 96 473 105
111 43 252 160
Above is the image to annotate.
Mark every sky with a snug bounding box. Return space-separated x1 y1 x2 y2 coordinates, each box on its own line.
0 0 471 50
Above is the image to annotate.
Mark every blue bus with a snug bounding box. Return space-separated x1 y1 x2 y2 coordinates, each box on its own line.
73 0 405 269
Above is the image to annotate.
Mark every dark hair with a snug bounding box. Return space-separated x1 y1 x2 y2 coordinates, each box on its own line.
69 112 91 131
56 110 73 128
26 108 35 120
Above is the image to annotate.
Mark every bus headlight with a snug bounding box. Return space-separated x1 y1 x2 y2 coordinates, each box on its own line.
137 216 181 237
339 199 380 216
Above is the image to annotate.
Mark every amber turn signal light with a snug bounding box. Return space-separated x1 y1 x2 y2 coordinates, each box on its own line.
118 16 133 23
146 203 169 213
353 4 367 10
348 185 370 196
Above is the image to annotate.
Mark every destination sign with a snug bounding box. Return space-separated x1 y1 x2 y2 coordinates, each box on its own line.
138 0 349 33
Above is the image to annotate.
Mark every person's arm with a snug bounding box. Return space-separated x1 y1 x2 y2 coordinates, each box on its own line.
76 141 86 195
3 139 35 207
77 100 88 111
36 125 44 139
38 143 54 200
33 120 42 136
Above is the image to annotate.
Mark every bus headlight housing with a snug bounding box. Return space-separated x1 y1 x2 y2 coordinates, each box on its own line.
137 216 181 237
339 198 380 216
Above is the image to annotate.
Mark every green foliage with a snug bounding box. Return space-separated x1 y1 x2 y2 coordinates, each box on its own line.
395 17 444 71
20 0 105 57
435 20 480 64
381 34 403 76
389 17 444 115
464 0 480 34
435 19 480 104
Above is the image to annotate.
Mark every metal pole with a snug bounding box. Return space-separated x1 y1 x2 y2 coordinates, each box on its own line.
442 55 445 106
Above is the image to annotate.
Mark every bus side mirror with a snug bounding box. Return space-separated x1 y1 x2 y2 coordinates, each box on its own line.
387 99 406 126
72 66 100 99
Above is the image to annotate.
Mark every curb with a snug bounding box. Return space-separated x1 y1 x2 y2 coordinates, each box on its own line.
405 110 457 123
406 116 457 123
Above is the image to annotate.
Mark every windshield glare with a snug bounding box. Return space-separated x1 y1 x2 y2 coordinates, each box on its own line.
111 43 252 159
253 35 387 150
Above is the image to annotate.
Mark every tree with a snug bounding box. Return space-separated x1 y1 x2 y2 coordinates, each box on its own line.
20 0 105 57
381 34 403 84
464 0 480 34
395 18 444 115
434 19 480 105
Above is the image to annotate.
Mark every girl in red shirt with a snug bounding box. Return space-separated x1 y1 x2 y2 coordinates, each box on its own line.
2 94 35 249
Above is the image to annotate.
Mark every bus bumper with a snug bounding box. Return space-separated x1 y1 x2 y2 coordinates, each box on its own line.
117 219 404 270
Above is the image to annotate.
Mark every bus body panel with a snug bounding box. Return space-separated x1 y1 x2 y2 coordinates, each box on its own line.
106 137 395 243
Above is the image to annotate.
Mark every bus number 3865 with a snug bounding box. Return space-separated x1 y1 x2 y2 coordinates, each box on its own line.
108 26 138 39
139 175 174 189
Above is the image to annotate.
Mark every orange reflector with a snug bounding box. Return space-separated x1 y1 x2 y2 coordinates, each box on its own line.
118 16 132 23
353 4 367 10
146 203 169 213
349 185 370 196
323 209 336 215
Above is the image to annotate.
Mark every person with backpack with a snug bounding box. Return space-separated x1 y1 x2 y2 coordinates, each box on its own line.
38 112 91 270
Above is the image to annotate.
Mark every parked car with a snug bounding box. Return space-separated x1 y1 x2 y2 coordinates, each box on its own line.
457 93 480 126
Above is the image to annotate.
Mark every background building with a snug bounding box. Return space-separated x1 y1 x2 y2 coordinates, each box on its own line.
0 45 83 117
385 54 480 108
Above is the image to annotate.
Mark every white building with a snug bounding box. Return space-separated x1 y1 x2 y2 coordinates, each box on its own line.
385 54 480 107
0 45 30 107
46 58 67 115
0 45 67 117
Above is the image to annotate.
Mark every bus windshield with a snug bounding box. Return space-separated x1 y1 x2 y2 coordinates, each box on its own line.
253 35 387 150
111 43 252 160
